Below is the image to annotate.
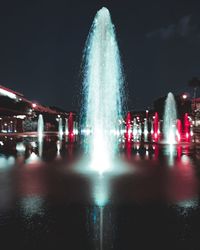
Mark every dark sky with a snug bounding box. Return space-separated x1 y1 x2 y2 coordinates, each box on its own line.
0 0 200 111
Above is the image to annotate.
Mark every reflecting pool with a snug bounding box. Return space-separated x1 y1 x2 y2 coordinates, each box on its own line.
0 135 200 250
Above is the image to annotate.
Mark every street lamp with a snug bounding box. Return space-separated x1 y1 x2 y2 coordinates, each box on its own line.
182 94 188 100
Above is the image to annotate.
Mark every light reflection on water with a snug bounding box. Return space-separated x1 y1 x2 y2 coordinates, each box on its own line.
20 196 44 218
0 136 199 249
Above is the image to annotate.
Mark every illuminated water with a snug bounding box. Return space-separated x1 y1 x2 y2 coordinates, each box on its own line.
144 119 148 142
163 92 177 144
58 118 63 141
37 114 44 156
37 114 44 143
65 118 68 136
82 7 124 174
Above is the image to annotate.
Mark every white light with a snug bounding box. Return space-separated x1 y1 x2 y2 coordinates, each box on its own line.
90 128 112 174
0 88 17 99
182 94 187 99
16 115 26 119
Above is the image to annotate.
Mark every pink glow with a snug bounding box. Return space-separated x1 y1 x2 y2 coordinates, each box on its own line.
68 112 74 142
153 112 159 142
184 113 190 142
125 112 133 141
176 119 182 143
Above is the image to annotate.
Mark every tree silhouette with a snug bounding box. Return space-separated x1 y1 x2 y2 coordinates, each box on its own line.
188 77 200 129
188 77 200 99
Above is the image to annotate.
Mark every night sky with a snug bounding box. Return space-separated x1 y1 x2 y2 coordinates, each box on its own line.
0 0 200 111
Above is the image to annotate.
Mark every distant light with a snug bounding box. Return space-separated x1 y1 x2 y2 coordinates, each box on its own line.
182 94 187 100
16 115 26 119
32 103 37 108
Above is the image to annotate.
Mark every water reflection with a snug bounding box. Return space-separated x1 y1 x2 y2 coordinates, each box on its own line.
0 136 199 249
164 144 176 166
26 152 40 163
56 140 62 158
20 195 44 218
0 154 15 212
93 175 109 207
0 154 15 170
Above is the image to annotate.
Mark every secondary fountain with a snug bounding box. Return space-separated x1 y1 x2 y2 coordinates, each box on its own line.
81 7 124 174
125 112 132 141
68 112 74 143
163 92 177 144
58 118 63 141
153 112 159 142
37 114 44 157
143 118 148 142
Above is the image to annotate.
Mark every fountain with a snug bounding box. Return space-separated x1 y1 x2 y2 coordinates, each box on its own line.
58 118 63 141
132 118 137 141
143 118 148 142
81 7 124 174
163 92 177 144
65 118 68 136
68 112 74 143
125 112 132 141
176 119 182 143
153 112 159 142
37 114 44 142
37 114 44 157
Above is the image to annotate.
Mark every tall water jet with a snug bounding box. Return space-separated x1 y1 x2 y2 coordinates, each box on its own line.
37 114 44 157
163 92 177 144
81 7 124 174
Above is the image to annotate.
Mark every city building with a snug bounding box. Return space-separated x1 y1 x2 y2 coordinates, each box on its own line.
0 85 75 133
